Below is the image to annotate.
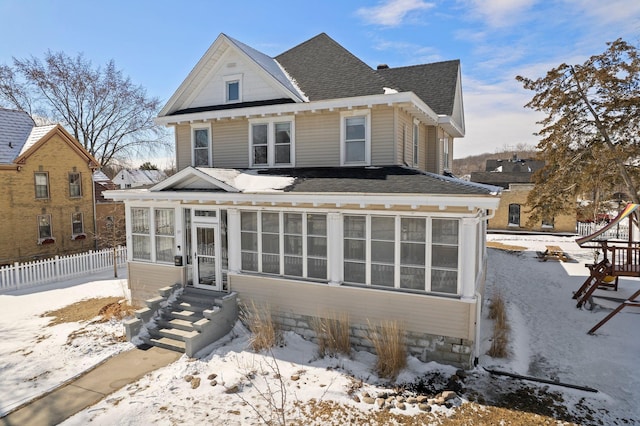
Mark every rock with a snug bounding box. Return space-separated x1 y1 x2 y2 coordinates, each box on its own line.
386 397 394 405
190 377 201 389
418 403 431 412
376 398 385 408
362 392 371 398
224 384 240 394
207 373 217 380
377 392 389 399
416 395 429 403
352 395 360 403
396 402 406 410
442 390 457 401
184 375 194 382
362 396 375 404
395 396 405 403
434 396 445 405
291 374 300 381
209 380 218 387
406 397 418 404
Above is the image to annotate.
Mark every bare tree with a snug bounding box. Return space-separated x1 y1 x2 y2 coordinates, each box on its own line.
0 51 170 168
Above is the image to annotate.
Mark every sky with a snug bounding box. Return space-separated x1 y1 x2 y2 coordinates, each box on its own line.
1 0 640 159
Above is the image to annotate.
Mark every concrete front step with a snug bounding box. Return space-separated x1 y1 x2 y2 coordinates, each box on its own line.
149 336 186 353
170 309 205 321
155 327 199 341
161 318 198 331
173 301 209 313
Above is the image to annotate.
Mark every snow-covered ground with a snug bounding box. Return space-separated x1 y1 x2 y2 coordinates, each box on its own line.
0 234 638 425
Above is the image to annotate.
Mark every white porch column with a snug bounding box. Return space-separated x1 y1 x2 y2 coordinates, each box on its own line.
328 212 343 286
227 208 241 274
460 217 478 300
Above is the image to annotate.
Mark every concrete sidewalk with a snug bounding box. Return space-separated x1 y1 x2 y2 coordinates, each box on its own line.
0 346 181 426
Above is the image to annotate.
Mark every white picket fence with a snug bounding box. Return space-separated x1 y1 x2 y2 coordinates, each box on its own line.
576 222 630 241
0 246 127 292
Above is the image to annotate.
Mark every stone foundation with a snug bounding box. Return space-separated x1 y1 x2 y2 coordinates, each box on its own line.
268 310 474 369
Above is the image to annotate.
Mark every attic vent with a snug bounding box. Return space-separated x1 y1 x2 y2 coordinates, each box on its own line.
377 64 389 70
227 62 237 68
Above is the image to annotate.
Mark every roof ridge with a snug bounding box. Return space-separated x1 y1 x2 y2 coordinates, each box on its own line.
378 59 460 72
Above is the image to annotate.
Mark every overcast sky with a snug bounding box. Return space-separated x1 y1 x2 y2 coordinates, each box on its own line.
1 0 639 159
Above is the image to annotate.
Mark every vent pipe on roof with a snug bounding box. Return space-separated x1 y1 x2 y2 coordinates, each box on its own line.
377 64 389 70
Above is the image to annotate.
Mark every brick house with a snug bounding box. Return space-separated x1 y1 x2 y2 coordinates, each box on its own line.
0 109 99 264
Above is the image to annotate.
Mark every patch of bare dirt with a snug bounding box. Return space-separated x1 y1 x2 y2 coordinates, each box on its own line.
41 297 139 326
487 242 528 252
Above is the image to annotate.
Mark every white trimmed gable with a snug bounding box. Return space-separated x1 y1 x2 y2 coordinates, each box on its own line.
159 34 304 117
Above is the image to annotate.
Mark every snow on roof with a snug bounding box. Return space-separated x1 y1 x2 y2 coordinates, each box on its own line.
196 167 294 192
21 124 57 156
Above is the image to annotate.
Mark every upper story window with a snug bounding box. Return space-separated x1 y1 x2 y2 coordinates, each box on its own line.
69 172 82 197
35 172 49 199
191 124 212 167
223 74 242 103
443 135 450 170
249 117 294 167
341 110 370 166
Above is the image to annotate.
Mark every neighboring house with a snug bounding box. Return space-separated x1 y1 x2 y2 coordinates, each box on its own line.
470 155 575 232
107 33 501 367
94 170 126 250
113 168 167 189
0 109 99 265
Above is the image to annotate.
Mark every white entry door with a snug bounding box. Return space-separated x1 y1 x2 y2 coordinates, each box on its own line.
193 224 221 290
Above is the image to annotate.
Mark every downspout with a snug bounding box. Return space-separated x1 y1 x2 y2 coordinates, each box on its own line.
474 290 482 367
92 172 98 251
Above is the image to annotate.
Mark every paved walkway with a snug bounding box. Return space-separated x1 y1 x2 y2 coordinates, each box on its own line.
0 346 181 426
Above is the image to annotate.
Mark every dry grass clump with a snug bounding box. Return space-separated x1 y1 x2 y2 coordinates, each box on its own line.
367 319 407 380
240 300 279 352
41 297 138 326
312 312 351 357
487 293 509 358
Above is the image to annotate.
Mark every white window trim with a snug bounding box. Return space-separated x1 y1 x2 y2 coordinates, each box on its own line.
223 73 243 103
191 123 213 167
248 116 295 168
413 119 420 167
71 212 85 239
129 204 178 264
340 109 371 166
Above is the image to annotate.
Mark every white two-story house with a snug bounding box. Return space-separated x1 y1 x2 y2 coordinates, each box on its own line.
108 33 500 367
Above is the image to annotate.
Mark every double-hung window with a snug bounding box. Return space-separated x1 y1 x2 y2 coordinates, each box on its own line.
71 212 84 235
192 124 212 167
249 118 294 167
430 219 459 294
240 211 327 279
69 172 82 197
155 209 175 263
37 214 52 241
131 208 151 261
341 110 370 165
508 204 521 226
35 172 49 199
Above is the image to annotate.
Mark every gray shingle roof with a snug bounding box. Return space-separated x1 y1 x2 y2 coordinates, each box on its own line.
257 166 500 196
0 108 34 164
276 33 390 100
376 61 460 116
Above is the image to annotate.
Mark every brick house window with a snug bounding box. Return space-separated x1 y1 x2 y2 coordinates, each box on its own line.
72 212 84 235
37 214 54 243
69 172 82 197
35 172 49 199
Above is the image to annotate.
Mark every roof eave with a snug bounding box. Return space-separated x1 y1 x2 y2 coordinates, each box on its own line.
155 92 439 126
438 115 465 137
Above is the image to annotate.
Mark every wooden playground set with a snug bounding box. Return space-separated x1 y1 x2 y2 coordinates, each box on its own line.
573 203 640 334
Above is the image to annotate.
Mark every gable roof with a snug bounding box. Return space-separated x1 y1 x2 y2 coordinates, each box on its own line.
116 169 167 186
0 108 35 164
376 61 460 116
275 33 390 101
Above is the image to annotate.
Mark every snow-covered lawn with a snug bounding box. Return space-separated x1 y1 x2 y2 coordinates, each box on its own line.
1 234 638 424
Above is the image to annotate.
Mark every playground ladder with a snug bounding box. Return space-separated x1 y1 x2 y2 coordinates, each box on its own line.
573 259 610 309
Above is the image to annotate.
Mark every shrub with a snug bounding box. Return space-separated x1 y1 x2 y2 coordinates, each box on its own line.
239 300 279 352
312 312 351 357
367 319 407 380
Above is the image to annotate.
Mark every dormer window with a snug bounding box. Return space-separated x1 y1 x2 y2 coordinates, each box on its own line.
223 74 242 103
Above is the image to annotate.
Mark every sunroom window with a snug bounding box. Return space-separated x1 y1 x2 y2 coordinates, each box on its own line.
131 208 151 261
155 209 175 263
430 218 459 294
